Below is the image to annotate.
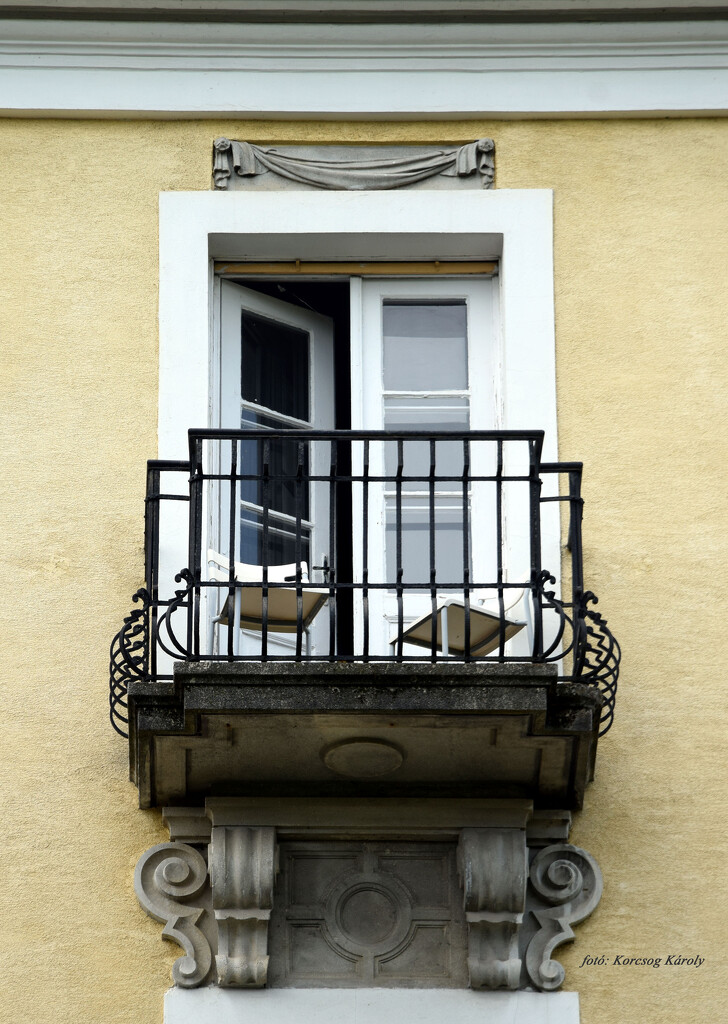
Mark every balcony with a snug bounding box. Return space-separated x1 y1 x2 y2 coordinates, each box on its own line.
111 429 619 809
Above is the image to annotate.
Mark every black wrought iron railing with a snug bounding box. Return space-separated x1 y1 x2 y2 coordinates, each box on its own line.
110 429 619 738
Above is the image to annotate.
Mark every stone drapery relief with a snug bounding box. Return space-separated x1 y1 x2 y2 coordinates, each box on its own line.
212 138 495 191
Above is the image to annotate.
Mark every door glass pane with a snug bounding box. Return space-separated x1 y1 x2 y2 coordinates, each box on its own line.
385 497 469 585
239 313 311 570
239 508 311 567
241 311 310 420
383 302 467 391
239 409 310 520
383 396 470 481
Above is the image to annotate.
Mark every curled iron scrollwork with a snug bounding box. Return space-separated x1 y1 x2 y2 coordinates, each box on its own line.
534 574 619 736
109 587 150 738
111 566 619 737
108 572 195 739
573 591 620 736
155 569 195 661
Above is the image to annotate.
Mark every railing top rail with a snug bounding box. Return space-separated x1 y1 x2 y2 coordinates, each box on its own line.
188 427 545 443
539 461 583 475
188 428 546 472
147 459 192 473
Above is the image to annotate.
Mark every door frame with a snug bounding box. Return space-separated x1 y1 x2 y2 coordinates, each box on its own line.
156 189 560 612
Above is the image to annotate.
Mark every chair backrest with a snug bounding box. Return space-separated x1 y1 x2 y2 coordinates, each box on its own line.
473 581 527 614
207 549 310 585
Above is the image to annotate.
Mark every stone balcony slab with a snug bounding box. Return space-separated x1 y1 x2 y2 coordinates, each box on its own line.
127 662 602 809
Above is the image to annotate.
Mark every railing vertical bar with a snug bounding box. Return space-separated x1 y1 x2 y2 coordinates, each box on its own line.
529 439 544 658
462 439 471 661
294 440 304 660
261 437 270 662
328 438 338 661
568 467 585 602
568 465 586 677
395 438 404 661
190 436 204 660
226 439 237 659
429 437 437 662
362 439 370 662
145 463 161 681
495 438 505 658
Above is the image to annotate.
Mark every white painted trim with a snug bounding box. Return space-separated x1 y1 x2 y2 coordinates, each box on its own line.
158 189 556 459
164 987 581 1024
2 18 728 117
157 188 559 597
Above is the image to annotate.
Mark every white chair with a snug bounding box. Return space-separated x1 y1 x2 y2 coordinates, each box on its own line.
206 549 328 657
391 584 531 657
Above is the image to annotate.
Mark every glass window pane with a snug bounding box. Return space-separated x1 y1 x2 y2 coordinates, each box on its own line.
240 508 311 567
383 302 467 391
237 422 310 521
384 397 470 482
385 497 470 585
241 311 310 421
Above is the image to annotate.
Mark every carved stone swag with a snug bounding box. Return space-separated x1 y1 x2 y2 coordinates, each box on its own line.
212 138 495 191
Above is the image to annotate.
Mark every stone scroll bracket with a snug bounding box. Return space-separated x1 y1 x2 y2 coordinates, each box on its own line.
456 830 603 993
457 828 527 990
134 802 601 993
525 843 603 992
209 826 279 988
134 821 279 990
134 842 214 989
212 138 495 192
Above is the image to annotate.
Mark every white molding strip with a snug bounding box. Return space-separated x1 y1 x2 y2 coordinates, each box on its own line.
1 18 728 117
164 987 581 1024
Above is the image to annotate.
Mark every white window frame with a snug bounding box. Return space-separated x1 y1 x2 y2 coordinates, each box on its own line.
158 188 560 594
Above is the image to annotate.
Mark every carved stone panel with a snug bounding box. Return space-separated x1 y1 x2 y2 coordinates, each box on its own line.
134 805 602 993
212 139 495 191
268 841 468 988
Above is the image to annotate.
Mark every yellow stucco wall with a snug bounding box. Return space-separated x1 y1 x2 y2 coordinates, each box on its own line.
1 118 726 1023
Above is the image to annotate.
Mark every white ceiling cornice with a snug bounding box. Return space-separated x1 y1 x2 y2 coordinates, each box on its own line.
1 17 728 117
2 1 728 21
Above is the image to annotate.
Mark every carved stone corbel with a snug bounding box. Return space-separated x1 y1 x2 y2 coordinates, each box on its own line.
525 843 603 991
134 842 212 988
457 828 527 989
209 826 278 987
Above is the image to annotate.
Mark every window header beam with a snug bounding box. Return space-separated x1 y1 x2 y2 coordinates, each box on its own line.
214 261 498 278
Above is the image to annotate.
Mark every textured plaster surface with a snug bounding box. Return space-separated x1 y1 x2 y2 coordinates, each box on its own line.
0 117 726 1024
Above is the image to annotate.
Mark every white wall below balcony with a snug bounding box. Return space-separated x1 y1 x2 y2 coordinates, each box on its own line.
164 987 581 1024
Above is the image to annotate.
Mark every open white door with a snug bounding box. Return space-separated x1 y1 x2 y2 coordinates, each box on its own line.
211 280 335 656
351 276 505 656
